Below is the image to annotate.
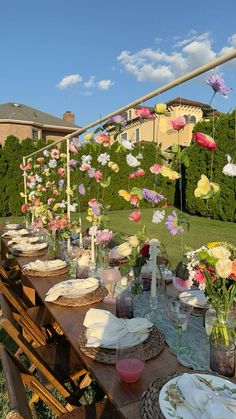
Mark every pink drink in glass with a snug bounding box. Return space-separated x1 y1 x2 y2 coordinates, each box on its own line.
116 358 144 383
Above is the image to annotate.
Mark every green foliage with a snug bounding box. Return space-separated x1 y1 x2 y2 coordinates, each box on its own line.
185 112 236 221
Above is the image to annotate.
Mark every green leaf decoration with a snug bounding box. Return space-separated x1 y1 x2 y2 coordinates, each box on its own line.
130 187 143 199
100 176 111 188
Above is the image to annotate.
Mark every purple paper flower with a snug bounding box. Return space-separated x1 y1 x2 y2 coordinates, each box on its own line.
111 114 127 126
78 183 86 195
95 229 113 246
142 188 165 204
206 75 232 98
59 179 64 188
88 167 96 178
69 159 78 166
91 202 102 216
165 211 184 236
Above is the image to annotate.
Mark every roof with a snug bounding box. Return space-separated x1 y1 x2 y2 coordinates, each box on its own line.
166 97 212 109
0 102 80 130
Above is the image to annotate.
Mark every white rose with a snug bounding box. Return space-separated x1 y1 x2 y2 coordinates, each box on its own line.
128 235 139 247
208 246 231 260
117 242 132 257
215 258 233 278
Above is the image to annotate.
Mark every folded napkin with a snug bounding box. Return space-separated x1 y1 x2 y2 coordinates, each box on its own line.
5 223 20 230
175 373 236 419
45 277 99 302
77 254 90 268
23 259 67 272
12 242 47 252
8 236 39 245
84 308 153 348
179 291 208 307
2 229 28 237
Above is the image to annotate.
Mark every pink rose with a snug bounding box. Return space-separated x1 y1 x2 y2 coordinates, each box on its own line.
128 210 142 222
192 132 216 152
170 116 186 131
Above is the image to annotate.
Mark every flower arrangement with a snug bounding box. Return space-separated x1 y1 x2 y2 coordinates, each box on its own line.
186 241 236 343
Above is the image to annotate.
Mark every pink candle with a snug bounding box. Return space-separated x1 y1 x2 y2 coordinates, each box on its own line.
116 358 144 383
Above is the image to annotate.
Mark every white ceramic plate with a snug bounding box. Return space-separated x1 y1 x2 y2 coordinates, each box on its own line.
159 373 236 419
179 290 209 308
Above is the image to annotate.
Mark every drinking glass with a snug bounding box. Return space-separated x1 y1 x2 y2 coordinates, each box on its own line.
167 299 193 355
116 294 133 319
116 336 145 383
210 338 235 377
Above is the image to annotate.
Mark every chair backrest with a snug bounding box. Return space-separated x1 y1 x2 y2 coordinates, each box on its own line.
0 293 71 399
0 344 68 417
0 277 46 346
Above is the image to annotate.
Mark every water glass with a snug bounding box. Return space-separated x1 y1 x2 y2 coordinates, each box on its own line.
116 294 133 319
210 339 235 377
116 336 145 383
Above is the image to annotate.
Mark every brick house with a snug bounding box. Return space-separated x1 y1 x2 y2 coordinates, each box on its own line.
0 102 79 145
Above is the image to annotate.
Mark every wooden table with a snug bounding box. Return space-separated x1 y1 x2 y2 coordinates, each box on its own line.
1 237 191 418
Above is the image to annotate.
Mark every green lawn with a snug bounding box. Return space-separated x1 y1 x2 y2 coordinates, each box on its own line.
2 207 235 268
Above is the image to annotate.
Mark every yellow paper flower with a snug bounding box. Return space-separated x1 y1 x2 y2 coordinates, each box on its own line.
194 174 220 199
118 189 131 202
84 132 93 141
155 103 167 114
108 161 119 172
160 166 181 180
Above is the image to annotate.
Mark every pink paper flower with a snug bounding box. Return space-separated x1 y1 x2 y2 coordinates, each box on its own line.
135 106 154 119
50 148 60 159
150 164 162 174
129 169 145 179
128 210 142 222
68 144 79 154
95 170 103 182
57 167 65 176
20 162 32 171
80 163 91 171
192 132 216 152
170 116 186 131
95 133 111 147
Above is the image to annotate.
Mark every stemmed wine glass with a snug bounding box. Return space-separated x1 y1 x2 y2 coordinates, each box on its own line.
166 298 193 355
116 335 145 383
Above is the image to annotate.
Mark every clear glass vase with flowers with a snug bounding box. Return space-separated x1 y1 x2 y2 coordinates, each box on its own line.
186 241 236 346
47 214 74 259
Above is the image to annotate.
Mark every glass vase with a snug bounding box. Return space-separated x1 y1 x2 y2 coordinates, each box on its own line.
207 307 236 345
47 235 61 259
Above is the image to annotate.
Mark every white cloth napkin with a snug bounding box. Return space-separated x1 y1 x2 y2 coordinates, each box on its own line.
23 259 67 272
179 291 208 307
11 242 47 252
77 254 90 268
5 223 20 230
8 236 39 245
84 308 153 348
175 373 236 419
45 277 99 302
2 229 28 237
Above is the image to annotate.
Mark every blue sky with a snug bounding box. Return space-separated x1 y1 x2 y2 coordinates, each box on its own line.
1 0 236 127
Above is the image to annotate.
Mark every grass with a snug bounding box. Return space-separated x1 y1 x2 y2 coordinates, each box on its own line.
1 207 235 268
0 208 235 416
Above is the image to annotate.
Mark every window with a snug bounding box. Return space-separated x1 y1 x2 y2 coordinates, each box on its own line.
128 110 132 120
121 132 127 141
32 128 40 142
135 128 140 142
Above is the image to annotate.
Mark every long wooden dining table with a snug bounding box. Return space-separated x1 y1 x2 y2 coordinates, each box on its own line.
0 237 194 418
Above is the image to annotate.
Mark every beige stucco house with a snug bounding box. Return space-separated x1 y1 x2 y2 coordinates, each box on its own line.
105 98 219 150
0 103 79 145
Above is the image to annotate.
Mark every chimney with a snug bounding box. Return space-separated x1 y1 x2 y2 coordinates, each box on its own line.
63 111 75 124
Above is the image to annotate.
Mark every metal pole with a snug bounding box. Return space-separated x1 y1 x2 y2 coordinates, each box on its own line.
23 49 236 160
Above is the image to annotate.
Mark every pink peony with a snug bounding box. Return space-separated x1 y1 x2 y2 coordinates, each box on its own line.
192 132 216 152
128 210 142 222
170 116 186 131
135 106 154 119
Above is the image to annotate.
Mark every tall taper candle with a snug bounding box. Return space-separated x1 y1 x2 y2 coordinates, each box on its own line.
150 240 159 298
79 217 83 247
91 226 95 264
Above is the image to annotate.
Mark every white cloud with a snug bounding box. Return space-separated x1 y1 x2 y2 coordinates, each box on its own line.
117 32 236 84
84 76 96 88
57 74 82 89
97 79 114 90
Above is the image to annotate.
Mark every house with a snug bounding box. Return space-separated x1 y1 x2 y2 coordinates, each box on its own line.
0 102 80 145
104 97 220 150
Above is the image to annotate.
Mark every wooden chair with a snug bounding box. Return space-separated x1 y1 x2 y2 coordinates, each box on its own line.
0 293 90 407
0 344 68 417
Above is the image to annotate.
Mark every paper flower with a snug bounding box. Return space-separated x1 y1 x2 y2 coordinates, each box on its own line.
222 155 236 177
120 139 135 150
50 148 60 159
118 190 131 202
108 161 119 172
84 132 94 141
192 132 216 152
111 114 127 126
126 153 140 167
95 133 111 147
97 153 110 165
78 183 86 195
206 74 232 98
152 210 165 224
155 103 167 114
159 166 181 180
135 106 154 119
142 188 165 204
194 174 220 199
129 169 145 179
128 210 142 222
150 164 162 174
165 211 184 235
170 116 186 131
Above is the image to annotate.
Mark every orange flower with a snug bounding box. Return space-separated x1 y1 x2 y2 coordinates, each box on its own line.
231 260 236 280
21 203 29 214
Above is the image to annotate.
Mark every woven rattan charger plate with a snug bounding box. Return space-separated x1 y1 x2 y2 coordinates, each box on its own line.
49 285 107 307
25 265 69 277
140 370 220 419
11 249 47 257
79 326 165 364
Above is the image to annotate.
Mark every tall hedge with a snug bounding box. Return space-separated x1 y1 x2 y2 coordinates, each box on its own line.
185 112 236 221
